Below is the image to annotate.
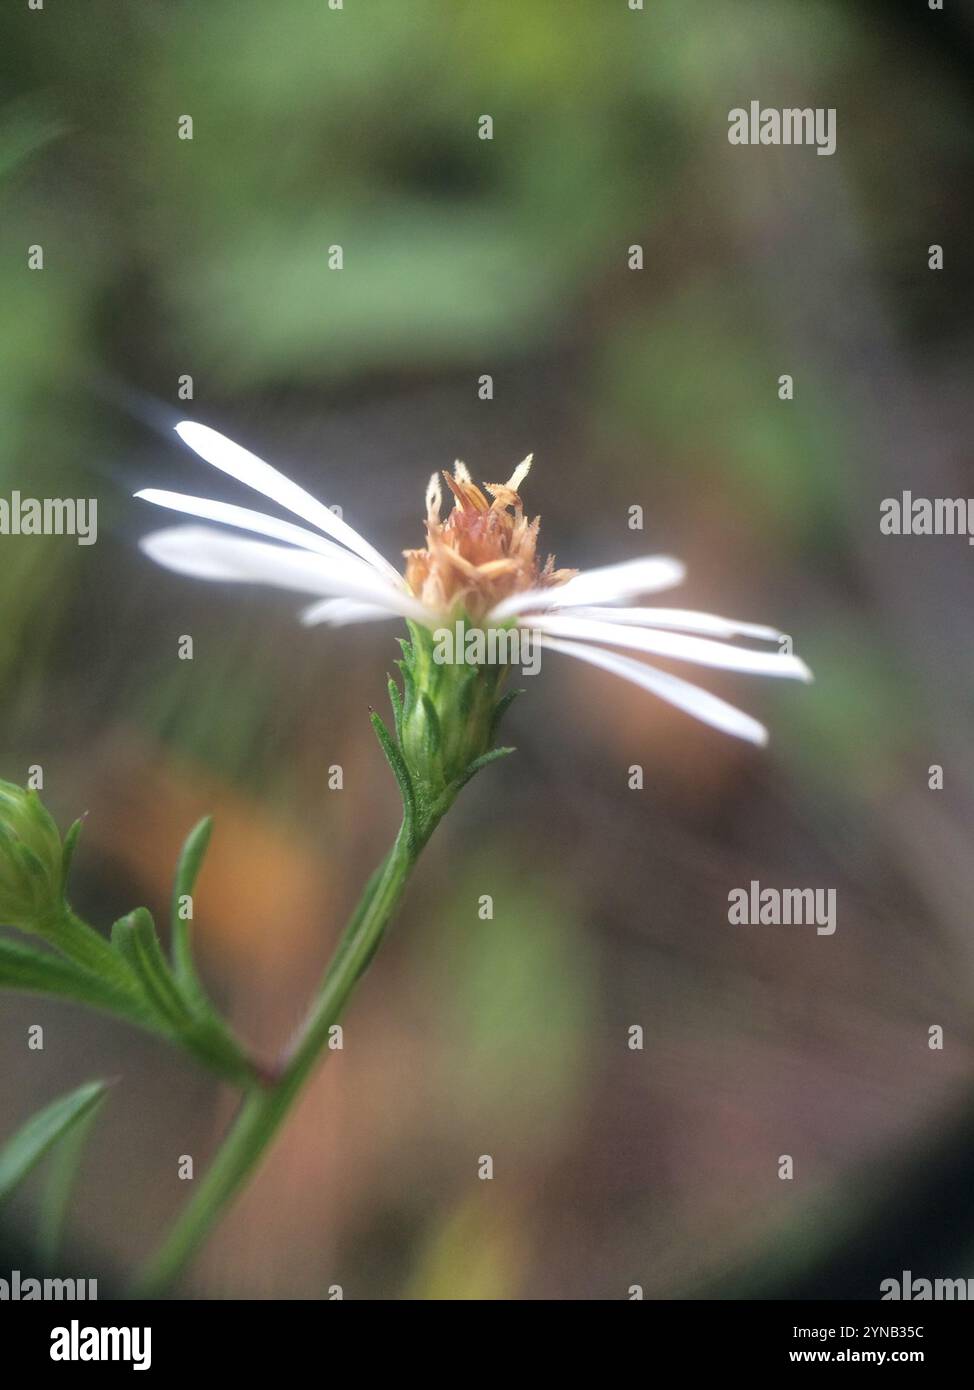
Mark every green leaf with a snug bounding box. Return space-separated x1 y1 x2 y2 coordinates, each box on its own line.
37 1096 102 1264
396 643 417 701
170 816 213 1011
112 909 255 1085
387 676 404 745
0 1080 110 1204
169 822 259 1083
60 816 84 891
490 688 523 742
112 909 193 1029
0 933 150 1023
371 711 415 823
420 692 442 757
454 746 516 792
3 885 254 1089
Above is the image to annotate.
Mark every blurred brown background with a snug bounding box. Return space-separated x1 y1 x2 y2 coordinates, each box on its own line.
2 0 974 1298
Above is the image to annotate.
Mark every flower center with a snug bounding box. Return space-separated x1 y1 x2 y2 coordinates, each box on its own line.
402 458 574 623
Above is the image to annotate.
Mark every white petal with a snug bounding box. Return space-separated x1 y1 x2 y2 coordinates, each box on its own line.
135 489 378 573
174 421 402 584
539 636 769 745
300 598 404 627
565 606 784 642
490 556 686 621
453 460 472 485
140 525 428 619
530 614 811 680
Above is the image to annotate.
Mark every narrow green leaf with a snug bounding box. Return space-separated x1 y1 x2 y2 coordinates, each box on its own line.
60 817 84 891
0 934 151 1024
37 1097 102 1264
169 820 257 1080
0 1080 110 1203
2 927 254 1088
111 910 255 1083
490 688 524 742
112 909 193 1029
469 745 516 771
397 655 416 705
454 745 516 792
371 712 415 824
387 676 404 745
420 693 442 757
170 816 213 1010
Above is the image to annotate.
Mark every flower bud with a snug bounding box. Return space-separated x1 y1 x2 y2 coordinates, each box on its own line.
0 780 67 930
399 622 510 795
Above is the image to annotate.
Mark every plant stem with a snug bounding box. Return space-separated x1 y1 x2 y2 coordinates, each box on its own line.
135 815 429 1296
49 908 141 996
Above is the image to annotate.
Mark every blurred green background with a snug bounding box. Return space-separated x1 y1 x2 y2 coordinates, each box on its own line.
2 0 974 1298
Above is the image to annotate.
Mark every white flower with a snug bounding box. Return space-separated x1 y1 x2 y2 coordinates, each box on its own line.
136 421 812 746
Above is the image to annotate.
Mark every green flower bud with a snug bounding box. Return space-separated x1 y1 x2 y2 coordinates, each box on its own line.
0 780 68 930
398 620 512 796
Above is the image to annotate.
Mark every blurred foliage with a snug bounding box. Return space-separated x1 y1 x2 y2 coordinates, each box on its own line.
427 854 596 1131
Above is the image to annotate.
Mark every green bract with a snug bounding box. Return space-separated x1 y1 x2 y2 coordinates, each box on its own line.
397 621 518 802
0 780 67 930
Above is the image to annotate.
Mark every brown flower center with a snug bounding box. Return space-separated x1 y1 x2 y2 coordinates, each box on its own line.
402 459 575 623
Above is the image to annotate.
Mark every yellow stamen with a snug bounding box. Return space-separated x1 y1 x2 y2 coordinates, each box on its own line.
425 471 443 522
504 454 533 492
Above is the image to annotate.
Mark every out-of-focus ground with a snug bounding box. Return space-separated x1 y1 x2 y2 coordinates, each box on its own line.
2 0 974 1297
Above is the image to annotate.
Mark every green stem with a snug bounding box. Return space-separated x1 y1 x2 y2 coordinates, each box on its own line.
43 907 141 998
135 814 431 1296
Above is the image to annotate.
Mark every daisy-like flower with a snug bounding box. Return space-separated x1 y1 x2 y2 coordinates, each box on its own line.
137 422 811 786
